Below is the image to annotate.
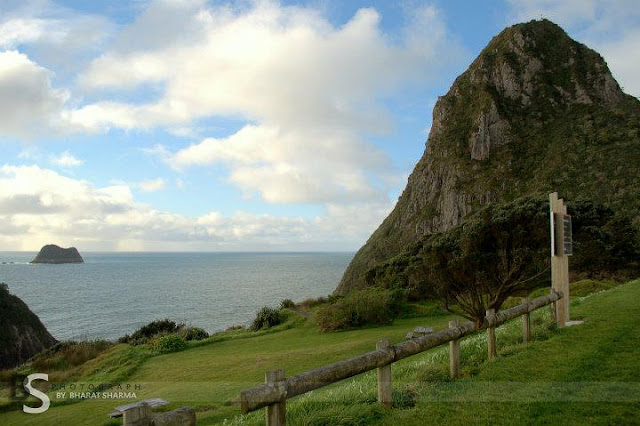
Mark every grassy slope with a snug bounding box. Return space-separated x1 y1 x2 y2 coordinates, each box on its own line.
384 279 640 425
231 280 640 425
2 279 639 425
0 314 454 425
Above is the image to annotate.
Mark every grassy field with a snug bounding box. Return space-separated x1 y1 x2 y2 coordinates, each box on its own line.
1 279 638 425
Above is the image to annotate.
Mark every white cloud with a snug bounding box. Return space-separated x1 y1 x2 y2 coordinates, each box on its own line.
0 0 113 65
139 178 166 192
167 126 199 139
50 151 84 167
169 124 392 203
74 1 460 203
0 1 462 206
507 0 640 97
0 1 112 137
0 164 392 251
0 50 68 137
0 165 132 218
0 18 53 48
72 2 457 131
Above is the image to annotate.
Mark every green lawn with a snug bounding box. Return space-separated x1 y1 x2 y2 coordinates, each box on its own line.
2 279 639 425
0 311 454 425
382 279 640 425
229 279 640 425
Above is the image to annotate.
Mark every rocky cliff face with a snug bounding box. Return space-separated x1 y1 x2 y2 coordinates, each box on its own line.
31 244 84 264
336 19 640 295
0 284 57 369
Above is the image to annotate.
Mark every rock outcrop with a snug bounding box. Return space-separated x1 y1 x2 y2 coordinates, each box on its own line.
0 283 57 369
31 244 84 264
336 19 640 295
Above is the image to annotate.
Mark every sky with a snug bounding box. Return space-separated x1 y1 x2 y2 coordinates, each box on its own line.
0 0 638 252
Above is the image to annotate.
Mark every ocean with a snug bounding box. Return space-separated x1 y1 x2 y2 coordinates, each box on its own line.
0 252 352 341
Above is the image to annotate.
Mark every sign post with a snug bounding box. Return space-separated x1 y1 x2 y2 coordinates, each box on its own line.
549 192 571 327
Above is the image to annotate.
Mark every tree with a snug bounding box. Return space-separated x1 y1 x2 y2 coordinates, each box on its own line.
421 196 550 326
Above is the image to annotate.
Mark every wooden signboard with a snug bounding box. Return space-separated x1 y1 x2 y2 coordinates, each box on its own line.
552 213 573 256
549 193 570 327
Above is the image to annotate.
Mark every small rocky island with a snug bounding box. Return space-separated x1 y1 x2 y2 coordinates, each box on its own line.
31 244 84 264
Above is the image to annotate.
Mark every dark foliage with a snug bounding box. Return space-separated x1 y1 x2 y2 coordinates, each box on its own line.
250 307 284 331
420 196 550 325
119 319 184 345
177 327 209 341
0 283 57 368
279 299 296 309
365 194 640 325
316 288 404 332
568 199 640 279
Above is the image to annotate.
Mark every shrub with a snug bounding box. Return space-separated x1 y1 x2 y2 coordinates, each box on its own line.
250 306 284 331
151 335 187 354
178 327 209 341
316 288 404 332
279 299 296 309
298 296 328 309
121 319 184 345
30 340 112 371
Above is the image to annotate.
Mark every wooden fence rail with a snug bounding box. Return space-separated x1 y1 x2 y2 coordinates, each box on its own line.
240 289 563 424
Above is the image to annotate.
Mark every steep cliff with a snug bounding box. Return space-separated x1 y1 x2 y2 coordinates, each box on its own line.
336 19 640 295
31 244 84 264
0 284 57 369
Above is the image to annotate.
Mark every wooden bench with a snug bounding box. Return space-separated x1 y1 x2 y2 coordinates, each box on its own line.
108 398 169 418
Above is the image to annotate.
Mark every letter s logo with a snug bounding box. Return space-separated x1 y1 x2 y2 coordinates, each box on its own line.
23 373 50 414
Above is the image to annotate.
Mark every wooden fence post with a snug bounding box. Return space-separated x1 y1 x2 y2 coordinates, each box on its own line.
449 320 460 379
486 309 497 360
265 370 286 426
550 289 557 324
376 339 392 408
522 297 531 343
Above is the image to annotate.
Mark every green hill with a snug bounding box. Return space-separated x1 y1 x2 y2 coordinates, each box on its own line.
336 19 640 295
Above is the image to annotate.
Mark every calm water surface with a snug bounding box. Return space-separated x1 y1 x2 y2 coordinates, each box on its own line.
0 252 352 341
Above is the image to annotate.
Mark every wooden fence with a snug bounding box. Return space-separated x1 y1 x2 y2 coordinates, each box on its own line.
239 289 563 425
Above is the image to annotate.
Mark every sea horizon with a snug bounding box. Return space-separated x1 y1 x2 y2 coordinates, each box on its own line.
0 251 353 341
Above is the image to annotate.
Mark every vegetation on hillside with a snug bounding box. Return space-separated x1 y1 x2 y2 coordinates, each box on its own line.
416 196 550 324
119 319 209 345
364 195 639 316
250 306 285 331
0 284 57 369
316 288 404 332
